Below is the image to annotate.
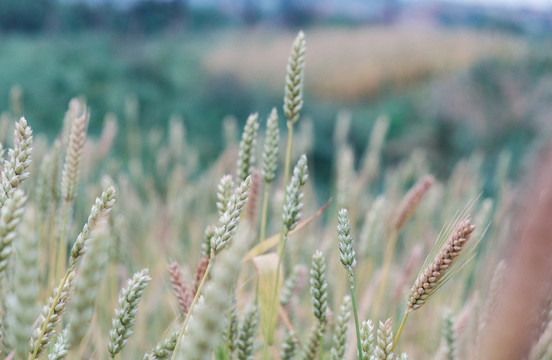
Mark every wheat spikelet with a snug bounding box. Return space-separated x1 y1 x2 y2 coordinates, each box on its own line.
236 113 259 183
261 107 280 184
394 175 434 231
61 109 88 203
407 218 476 311
168 262 193 315
284 31 306 124
108 268 151 359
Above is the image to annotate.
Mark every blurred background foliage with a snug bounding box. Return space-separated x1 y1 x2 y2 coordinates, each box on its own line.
0 0 551 197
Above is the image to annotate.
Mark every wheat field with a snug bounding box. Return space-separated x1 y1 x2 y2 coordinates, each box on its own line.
0 31 550 360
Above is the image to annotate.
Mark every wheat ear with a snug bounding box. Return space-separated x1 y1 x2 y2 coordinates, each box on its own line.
373 175 436 316
330 295 352 360
0 189 27 276
442 311 458 360
69 186 116 265
283 31 306 125
168 262 193 315
360 320 375 359
392 216 477 352
108 268 151 359
258 108 280 244
282 154 309 232
210 176 252 254
374 319 393 360
300 250 329 360
237 113 259 183
337 208 363 359
406 218 476 310
4 208 38 357
280 331 298 360
216 175 235 217
0 117 33 208
48 327 70 360
55 107 88 281
394 174 435 231
236 305 259 360
261 107 280 184
29 268 76 359
143 331 178 360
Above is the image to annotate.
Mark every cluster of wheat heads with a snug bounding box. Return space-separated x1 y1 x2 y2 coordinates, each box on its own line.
0 31 551 360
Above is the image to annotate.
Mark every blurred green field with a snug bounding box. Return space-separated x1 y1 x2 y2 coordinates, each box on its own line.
0 25 550 191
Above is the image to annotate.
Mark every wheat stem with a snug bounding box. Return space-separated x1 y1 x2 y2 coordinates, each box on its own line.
392 310 409 352
349 280 363 360
258 185 270 244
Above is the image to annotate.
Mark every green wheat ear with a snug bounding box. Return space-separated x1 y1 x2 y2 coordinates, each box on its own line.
237 113 259 183
284 31 306 124
261 108 280 184
108 268 151 359
282 154 308 232
330 295 352 360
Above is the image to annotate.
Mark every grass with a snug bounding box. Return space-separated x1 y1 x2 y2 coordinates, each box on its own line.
0 29 550 360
